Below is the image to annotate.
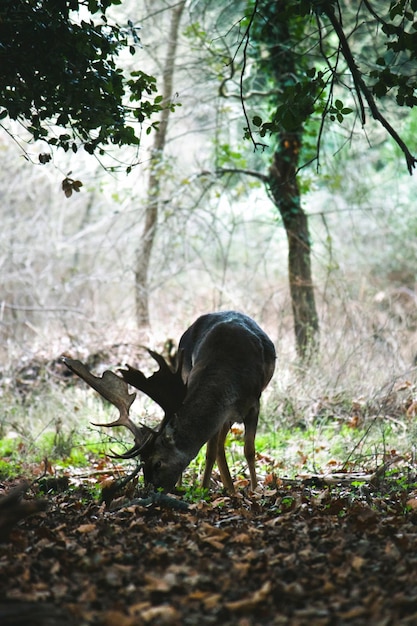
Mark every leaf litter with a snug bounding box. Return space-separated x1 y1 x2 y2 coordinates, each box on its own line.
1 466 417 626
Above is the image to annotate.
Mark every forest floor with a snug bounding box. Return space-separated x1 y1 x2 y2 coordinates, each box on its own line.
1 349 417 625
1 465 417 626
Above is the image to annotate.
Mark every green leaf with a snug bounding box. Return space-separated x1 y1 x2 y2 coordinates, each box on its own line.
0 1 160 155
390 0 407 19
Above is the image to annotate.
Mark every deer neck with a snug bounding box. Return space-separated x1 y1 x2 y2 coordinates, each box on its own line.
169 372 237 461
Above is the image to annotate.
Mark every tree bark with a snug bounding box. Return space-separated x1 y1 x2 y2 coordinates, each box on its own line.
261 0 319 358
269 132 319 358
135 1 186 327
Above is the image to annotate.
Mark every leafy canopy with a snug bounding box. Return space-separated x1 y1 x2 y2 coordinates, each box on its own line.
0 0 163 156
244 0 417 173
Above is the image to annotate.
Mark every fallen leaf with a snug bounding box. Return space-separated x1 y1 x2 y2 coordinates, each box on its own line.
76 523 97 533
99 610 137 626
140 605 180 624
351 555 365 571
225 580 272 613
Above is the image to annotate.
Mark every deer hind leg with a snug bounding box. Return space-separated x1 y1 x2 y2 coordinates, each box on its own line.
244 403 260 490
202 422 234 493
216 421 234 493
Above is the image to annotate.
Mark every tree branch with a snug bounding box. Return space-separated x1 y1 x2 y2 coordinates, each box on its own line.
233 0 267 150
215 167 269 183
361 0 389 28
322 4 416 174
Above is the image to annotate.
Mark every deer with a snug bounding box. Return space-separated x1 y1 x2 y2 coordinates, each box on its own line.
62 311 276 493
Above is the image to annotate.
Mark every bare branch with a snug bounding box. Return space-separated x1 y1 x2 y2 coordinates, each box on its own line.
362 0 389 28
215 166 268 183
322 3 416 174
234 0 267 151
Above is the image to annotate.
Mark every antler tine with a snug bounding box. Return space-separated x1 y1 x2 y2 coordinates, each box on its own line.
147 348 174 372
61 357 153 458
111 425 155 459
119 348 186 417
148 347 185 377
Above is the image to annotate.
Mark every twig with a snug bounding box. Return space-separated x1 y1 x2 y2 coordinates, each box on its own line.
322 4 416 174
235 0 267 150
369 455 404 490
109 491 190 512
216 166 268 183
101 464 143 507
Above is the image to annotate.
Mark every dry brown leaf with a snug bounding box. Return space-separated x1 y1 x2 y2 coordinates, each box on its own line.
144 574 175 593
79 584 97 603
406 497 417 510
231 532 251 544
76 523 97 533
203 593 222 609
406 400 417 417
225 580 272 613
128 601 152 615
198 522 229 540
187 590 210 601
140 605 180 624
351 555 366 571
99 610 137 626
338 606 367 619
234 478 250 489
233 562 251 577
200 536 225 550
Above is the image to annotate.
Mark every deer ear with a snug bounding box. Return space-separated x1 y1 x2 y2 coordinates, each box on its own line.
161 421 176 446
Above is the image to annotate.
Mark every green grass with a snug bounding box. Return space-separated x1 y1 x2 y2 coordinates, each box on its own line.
0 384 112 478
183 414 413 490
0 368 415 492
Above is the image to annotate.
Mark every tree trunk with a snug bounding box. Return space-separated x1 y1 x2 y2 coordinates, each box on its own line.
135 1 185 327
269 132 319 358
261 1 319 358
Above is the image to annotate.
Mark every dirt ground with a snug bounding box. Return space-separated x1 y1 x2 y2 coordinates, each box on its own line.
1 471 417 626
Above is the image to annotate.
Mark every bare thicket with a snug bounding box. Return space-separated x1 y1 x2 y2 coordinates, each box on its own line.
0 1 416 408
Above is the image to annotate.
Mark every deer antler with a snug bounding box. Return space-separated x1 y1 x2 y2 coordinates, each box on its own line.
61 357 155 458
119 348 186 416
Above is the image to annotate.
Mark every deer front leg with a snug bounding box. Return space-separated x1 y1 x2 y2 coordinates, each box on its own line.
202 433 218 490
244 404 259 491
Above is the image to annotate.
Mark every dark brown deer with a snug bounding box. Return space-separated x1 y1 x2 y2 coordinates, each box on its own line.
63 311 276 493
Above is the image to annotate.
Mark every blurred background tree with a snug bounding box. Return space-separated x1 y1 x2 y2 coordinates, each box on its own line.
0 0 416 375
192 0 417 357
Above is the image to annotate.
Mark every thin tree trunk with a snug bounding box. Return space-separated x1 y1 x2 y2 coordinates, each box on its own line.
262 1 319 358
135 1 186 327
269 132 319 358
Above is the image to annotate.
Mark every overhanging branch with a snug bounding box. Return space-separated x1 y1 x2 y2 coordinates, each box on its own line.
322 4 416 174
215 166 269 183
